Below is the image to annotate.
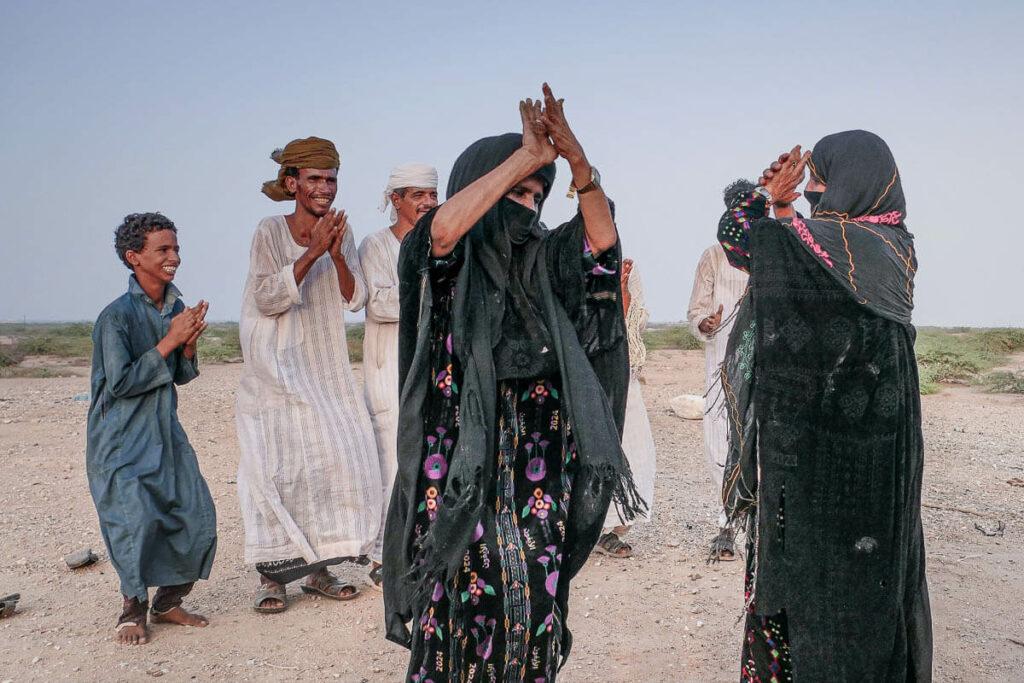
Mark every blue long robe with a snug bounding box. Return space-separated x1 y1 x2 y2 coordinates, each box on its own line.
86 276 217 601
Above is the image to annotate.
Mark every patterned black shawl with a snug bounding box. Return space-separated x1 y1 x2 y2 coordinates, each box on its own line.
720 130 932 680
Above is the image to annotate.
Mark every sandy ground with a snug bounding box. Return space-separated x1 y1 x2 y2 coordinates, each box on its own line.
0 350 1022 682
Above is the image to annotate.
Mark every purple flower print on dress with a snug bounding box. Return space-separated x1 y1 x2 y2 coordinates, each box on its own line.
471 520 484 542
537 545 562 597
471 615 497 660
431 581 444 602
423 453 448 480
525 456 546 482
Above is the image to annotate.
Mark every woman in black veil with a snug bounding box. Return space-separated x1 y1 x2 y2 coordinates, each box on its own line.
718 131 932 681
383 85 642 682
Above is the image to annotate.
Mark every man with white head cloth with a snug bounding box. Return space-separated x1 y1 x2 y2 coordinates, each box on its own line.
358 163 439 588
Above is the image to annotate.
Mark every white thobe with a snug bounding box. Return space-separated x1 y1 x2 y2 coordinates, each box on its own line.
604 266 657 531
357 227 403 563
686 245 749 526
236 216 382 565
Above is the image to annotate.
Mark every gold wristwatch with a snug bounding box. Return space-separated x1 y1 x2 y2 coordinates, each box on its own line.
567 166 601 199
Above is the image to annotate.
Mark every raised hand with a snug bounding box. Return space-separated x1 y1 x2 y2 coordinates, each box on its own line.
183 300 209 358
539 83 586 166
758 145 811 206
309 209 344 258
520 98 557 166
621 258 634 288
328 210 349 262
159 303 205 358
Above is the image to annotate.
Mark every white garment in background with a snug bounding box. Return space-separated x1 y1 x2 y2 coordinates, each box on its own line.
236 216 382 565
358 226 403 563
604 265 656 530
686 244 749 527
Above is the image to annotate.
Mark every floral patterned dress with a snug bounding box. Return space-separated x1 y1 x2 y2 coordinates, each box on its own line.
406 244 615 683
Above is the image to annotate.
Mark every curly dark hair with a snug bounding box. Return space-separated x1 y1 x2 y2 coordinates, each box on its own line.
722 178 756 208
114 212 177 269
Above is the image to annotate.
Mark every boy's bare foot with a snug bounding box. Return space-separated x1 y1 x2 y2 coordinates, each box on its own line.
115 621 149 645
150 606 209 627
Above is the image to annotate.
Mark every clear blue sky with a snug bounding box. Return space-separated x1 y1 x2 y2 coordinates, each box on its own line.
1 1 1021 325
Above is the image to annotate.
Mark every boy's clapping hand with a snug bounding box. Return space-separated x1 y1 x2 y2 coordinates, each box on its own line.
158 300 208 358
182 300 209 359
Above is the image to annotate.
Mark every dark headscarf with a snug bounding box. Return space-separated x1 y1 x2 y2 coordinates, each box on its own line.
794 130 916 325
384 133 641 654
809 130 906 221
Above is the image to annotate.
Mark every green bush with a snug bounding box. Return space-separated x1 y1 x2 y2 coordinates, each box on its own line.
979 371 1024 394
347 324 364 363
644 325 702 351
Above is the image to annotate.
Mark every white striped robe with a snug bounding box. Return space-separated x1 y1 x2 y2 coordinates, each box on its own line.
686 245 749 526
357 227 402 563
236 216 382 565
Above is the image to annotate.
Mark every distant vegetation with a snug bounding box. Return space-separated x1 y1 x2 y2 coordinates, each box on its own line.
915 327 1024 394
2 323 1022 394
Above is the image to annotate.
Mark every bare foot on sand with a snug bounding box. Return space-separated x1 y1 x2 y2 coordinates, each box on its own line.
115 621 149 645
151 606 209 628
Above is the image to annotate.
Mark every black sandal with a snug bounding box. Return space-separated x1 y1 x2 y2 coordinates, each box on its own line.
706 528 737 564
0 594 20 619
595 532 634 559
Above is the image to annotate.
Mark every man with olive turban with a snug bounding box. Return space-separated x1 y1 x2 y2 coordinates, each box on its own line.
237 136 382 613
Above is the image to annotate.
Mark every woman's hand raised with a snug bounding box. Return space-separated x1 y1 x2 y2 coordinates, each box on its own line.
520 98 557 166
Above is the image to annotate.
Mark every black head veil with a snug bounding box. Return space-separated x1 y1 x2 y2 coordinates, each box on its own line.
809 129 907 223
793 130 917 324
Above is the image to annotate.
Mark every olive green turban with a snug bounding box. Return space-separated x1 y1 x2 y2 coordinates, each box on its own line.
261 136 340 201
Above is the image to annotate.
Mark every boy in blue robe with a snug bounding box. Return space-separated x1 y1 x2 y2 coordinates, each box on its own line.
86 212 217 645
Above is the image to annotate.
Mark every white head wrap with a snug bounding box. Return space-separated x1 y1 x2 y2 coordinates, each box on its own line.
379 163 439 222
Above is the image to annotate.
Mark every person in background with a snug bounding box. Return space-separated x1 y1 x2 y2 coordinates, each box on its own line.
359 162 439 589
686 180 753 561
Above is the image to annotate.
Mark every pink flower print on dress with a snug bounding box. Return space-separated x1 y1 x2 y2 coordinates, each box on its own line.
522 487 556 520
460 571 496 605
522 380 559 405
417 485 442 521
434 363 457 397
419 607 443 642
